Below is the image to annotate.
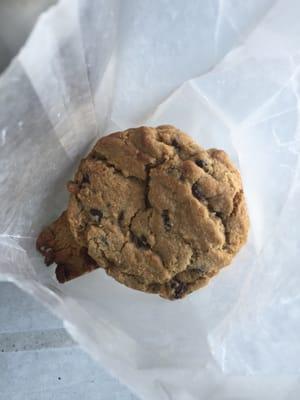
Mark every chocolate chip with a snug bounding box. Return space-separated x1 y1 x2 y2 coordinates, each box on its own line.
144 164 152 209
118 211 125 226
170 280 187 299
90 152 98 160
192 183 205 201
215 211 223 219
100 236 108 246
78 223 86 231
195 159 208 170
170 280 178 289
90 151 107 161
90 208 103 223
162 210 172 232
82 173 90 184
80 247 99 270
56 264 68 283
171 138 181 150
148 283 160 293
191 266 207 276
44 249 54 266
131 233 150 250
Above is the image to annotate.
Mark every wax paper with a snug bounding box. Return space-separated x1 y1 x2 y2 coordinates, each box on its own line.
1 0 300 399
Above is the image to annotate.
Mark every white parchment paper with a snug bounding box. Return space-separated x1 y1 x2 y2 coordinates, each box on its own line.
1 0 300 399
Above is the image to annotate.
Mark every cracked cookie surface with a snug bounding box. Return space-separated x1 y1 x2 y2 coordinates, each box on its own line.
37 125 249 299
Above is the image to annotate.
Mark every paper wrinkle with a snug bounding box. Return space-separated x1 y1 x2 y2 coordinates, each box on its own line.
1 0 300 398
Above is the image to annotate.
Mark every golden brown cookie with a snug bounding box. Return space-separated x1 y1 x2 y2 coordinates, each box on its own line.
37 125 249 299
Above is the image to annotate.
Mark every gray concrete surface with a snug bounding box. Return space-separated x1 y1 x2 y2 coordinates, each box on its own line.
0 282 137 400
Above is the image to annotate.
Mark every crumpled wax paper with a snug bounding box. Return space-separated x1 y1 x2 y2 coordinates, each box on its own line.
1 0 300 399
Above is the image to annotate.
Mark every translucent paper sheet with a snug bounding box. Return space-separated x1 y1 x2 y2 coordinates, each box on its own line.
1 0 300 398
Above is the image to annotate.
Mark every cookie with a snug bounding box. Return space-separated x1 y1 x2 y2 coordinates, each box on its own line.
36 211 99 283
37 125 249 299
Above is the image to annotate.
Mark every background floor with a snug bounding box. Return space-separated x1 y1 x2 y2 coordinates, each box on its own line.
0 1 136 399
0 283 137 399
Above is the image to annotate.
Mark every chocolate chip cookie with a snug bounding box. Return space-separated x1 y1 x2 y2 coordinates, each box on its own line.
36 211 99 283
37 125 249 299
